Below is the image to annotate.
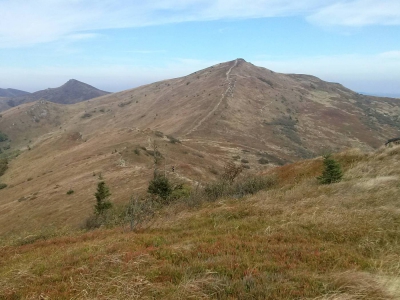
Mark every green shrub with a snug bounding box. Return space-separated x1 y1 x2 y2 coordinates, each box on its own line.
204 181 230 201
0 131 8 142
258 158 269 165
0 183 7 189
155 131 164 137
203 175 276 201
167 135 181 144
233 176 276 197
318 154 343 184
81 113 92 119
170 184 191 200
66 189 74 195
0 158 8 177
148 175 172 202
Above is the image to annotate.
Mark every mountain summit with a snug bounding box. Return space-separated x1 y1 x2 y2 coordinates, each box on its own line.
1 79 110 109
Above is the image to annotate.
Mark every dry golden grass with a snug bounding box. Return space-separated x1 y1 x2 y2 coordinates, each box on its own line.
1 145 400 299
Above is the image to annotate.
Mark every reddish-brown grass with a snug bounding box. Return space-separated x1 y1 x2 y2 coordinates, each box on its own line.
1 146 400 299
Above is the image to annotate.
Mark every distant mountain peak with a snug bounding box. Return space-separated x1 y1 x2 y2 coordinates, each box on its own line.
0 80 111 110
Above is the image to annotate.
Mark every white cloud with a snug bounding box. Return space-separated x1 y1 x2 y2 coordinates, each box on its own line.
2 1 399 47
307 0 400 27
0 0 330 48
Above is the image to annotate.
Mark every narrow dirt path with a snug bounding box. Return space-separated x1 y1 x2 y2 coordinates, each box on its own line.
184 59 238 136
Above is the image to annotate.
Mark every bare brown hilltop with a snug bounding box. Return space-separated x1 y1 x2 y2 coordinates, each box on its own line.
0 79 110 110
1 58 400 233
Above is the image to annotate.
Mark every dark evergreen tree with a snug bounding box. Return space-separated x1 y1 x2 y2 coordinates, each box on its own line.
94 181 112 214
148 175 172 201
318 154 343 184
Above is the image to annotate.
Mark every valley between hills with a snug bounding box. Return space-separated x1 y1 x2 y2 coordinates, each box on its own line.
1 59 400 299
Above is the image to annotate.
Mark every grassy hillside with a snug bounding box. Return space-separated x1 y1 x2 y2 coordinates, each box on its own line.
1 145 400 299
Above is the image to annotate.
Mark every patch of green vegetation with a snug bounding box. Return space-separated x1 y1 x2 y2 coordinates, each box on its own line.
148 175 172 202
0 183 7 189
118 100 133 107
257 77 273 87
167 135 181 144
263 116 302 145
0 131 8 142
154 131 164 137
66 189 74 195
95 181 112 214
0 158 8 177
81 113 92 119
317 154 343 184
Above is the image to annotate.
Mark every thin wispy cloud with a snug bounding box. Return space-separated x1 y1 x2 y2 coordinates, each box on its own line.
307 0 400 26
2 0 399 48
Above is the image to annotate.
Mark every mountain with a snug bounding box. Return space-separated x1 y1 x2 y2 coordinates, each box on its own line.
1 79 110 110
1 58 400 234
0 88 30 97
0 88 31 111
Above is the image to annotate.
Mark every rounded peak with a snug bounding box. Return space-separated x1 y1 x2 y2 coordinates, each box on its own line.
66 79 79 83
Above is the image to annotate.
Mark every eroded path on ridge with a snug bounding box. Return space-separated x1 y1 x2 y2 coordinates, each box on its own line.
184 59 238 136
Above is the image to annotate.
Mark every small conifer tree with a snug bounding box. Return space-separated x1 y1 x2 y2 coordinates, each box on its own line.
318 154 343 184
94 181 112 214
148 175 172 202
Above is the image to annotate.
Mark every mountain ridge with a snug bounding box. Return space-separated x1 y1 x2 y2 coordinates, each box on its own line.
0 79 110 110
0 88 30 97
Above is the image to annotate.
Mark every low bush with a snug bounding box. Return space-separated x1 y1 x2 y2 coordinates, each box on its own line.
203 175 276 201
167 135 181 144
81 113 92 119
0 158 8 177
0 183 7 189
148 175 172 202
154 131 164 137
0 131 8 142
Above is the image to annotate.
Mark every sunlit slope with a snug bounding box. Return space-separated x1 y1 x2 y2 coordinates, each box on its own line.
1 59 400 235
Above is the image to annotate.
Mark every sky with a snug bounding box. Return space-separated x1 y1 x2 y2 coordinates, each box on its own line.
0 0 399 96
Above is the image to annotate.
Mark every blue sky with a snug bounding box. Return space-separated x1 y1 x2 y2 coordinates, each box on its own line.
0 0 399 96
